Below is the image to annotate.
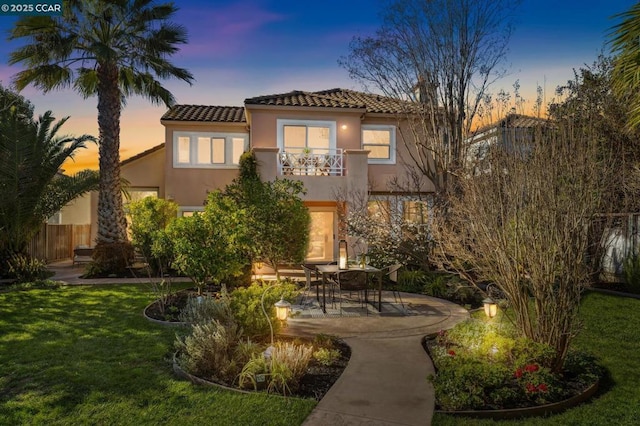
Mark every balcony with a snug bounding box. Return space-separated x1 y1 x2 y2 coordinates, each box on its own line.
279 148 344 176
253 147 369 200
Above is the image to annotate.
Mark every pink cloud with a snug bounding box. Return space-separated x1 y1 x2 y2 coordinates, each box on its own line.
176 1 287 58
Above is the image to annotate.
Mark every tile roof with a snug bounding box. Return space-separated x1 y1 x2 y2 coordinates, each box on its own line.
161 89 412 124
161 105 246 122
245 88 409 114
121 143 164 166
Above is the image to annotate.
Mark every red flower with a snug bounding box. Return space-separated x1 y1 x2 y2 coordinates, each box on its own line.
525 383 537 393
537 383 548 392
514 368 523 379
524 364 539 373
448 350 456 356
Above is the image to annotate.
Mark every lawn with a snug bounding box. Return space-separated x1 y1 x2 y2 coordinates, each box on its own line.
0 284 315 426
432 291 640 425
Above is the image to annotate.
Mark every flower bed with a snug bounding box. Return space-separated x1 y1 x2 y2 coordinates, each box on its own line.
173 336 350 400
425 318 603 418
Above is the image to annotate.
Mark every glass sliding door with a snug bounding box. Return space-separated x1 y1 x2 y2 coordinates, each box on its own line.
306 210 335 261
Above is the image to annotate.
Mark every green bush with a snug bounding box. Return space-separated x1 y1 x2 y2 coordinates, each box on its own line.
176 319 252 385
424 273 448 297
430 316 603 410
127 197 178 275
168 192 248 294
6 254 52 283
313 347 341 366
178 291 234 326
396 269 429 293
230 280 299 340
431 356 512 410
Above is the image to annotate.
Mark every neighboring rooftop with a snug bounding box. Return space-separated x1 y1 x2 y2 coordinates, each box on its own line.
121 143 164 166
472 114 550 136
161 105 246 123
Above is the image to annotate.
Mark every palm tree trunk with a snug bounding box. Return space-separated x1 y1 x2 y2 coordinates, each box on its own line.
93 63 132 273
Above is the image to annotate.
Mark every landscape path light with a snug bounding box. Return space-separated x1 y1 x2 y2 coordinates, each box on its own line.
483 297 498 319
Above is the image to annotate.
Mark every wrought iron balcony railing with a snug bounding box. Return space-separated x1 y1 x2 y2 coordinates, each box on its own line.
279 148 344 176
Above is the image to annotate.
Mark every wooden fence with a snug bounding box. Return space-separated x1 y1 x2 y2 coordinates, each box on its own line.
27 224 92 263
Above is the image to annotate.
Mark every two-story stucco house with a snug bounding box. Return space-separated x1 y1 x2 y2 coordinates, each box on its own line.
118 88 434 262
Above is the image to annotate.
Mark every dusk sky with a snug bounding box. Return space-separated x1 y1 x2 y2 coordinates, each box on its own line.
0 0 635 173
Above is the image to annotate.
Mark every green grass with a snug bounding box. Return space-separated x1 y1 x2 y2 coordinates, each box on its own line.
432 291 640 425
0 284 315 425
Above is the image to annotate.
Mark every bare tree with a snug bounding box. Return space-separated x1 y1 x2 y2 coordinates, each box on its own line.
432 121 612 371
340 0 518 199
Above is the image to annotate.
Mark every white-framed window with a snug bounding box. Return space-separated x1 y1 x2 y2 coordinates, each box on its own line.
173 132 248 168
277 119 336 153
362 125 396 164
178 206 205 217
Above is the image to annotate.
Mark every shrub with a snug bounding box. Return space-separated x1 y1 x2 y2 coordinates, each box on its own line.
312 333 337 349
431 356 512 410
6 254 52 283
176 319 248 385
168 192 248 294
429 315 603 410
396 269 429 293
313 347 341 366
423 273 448 297
238 341 313 395
230 280 299 340
179 292 234 326
127 197 178 275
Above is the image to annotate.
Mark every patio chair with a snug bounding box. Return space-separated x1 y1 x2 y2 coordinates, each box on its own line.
383 263 404 309
300 264 324 307
335 270 369 315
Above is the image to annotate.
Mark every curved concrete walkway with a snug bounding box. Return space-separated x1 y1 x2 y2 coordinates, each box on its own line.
283 292 469 426
48 262 469 425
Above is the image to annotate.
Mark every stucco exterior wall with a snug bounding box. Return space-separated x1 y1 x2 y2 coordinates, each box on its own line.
162 121 248 206
121 147 166 196
59 192 92 224
249 107 363 150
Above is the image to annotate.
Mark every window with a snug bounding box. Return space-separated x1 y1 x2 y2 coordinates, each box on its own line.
126 188 159 204
47 211 62 225
178 206 204 217
277 119 336 153
367 200 390 224
173 132 248 168
362 125 396 164
404 201 428 225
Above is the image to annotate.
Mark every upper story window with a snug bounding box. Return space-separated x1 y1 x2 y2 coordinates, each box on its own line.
277 119 336 153
362 125 396 164
173 131 248 168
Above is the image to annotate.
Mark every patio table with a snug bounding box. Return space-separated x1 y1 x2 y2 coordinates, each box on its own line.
316 264 382 313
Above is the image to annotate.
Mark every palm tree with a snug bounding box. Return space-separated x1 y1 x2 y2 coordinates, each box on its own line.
8 0 193 273
0 85 98 265
610 2 640 129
